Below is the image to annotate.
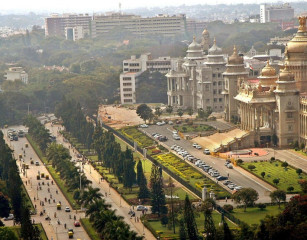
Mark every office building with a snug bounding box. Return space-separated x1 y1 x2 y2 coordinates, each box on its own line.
260 3 294 23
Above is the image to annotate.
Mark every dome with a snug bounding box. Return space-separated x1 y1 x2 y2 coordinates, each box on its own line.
188 36 202 51
228 45 243 64
286 16 307 55
261 60 276 77
278 64 295 82
202 28 209 36
208 38 222 55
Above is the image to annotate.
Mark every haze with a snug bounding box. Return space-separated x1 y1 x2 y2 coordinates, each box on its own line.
0 0 296 13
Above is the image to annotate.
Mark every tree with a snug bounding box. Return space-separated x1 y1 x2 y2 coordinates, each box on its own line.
203 199 216 240
0 192 10 218
287 186 294 193
220 214 233 240
20 205 40 240
80 186 103 207
273 178 279 186
247 165 256 171
179 219 187 240
166 105 173 115
270 190 286 208
261 172 265 178
154 107 162 118
187 107 193 118
296 168 303 176
137 161 150 201
299 180 307 193
123 148 136 191
281 161 288 168
150 164 167 216
136 104 153 123
233 188 259 211
183 195 198 240
177 108 184 118
0 228 18 240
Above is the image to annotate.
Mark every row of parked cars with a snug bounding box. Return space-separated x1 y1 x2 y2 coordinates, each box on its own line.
171 144 200 163
223 180 243 191
152 133 168 142
195 160 228 181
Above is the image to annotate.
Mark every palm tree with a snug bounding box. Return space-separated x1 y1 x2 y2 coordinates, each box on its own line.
85 199 110 221
80 186 103 207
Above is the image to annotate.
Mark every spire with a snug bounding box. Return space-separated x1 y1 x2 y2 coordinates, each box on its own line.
233 45 237 55
193 36 196 41
213 37 216 45
298 16 307 32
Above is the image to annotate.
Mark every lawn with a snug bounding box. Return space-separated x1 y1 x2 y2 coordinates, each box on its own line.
22 184 35 211
240 160 307 193
80 218 100 240
152 153 231 199
232 204 284 225
119 127 155 148
8 223 48 240
147 210 236 239
174 124 215 133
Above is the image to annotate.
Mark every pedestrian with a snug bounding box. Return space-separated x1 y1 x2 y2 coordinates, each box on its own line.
227 173 229 177
32 219 35 224
135 216 136 222
48 199 50 204
225 197 228 203
132 205 134 210
64 223 66 229
26 181 27 185
74 215 76 220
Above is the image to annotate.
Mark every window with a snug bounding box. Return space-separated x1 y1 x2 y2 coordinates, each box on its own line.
123 88 132 92
123 77 131 80
218 73 221 78
219 90 222 94
287 112 293 118
213 90 217 94
123 83 132 86
124 68 129 71
124 94 132 97
213 82 216 86
206 99 210 103
288 125 293 132
212 73 216 78
218 81 222 86
219 98 222 102
124 63 128 66
214 98 217 102
205 85 210 91
124 99 133 103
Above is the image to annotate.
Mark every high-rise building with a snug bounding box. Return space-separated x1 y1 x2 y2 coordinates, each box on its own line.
260 3 294 23
45 13 92 37
65 26 84 41
4 67 28 84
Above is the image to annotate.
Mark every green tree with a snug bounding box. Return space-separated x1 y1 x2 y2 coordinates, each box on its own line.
270 190 286 209
155 107 163 118
233 188 259 211
166 105 173 115
179 218 187 240
220 213 233 240
287 186 294 192
70 63 81 73
187 107 193 118
20 205 40 240
281 161 288 168
0 193 10 218
137 161 150 201
203 199 216 240
183 195 198 240
136 104 153 123
247 165 256 171
261 172 265 178
80 186 103 207
296 168 303 176
177 108 184 118
273 178 280 186
136 160 143 186
150 164 167 216
0 228 18 240
123 148 136 191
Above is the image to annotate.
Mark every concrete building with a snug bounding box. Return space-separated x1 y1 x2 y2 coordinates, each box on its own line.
260 3 294 23
166 33 227 112
222 16 307 149
65 26 84 41
91 13 186 38
120 53 174 104
45 13 91 37
4 67 28 84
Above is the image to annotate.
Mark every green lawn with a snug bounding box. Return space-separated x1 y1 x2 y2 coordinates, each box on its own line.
119 127 155 148
147 210 236 239
21 184 35 211
80 218 100 240
152 153 231 199
174 124 215 133
8 223 48 240
232 204 284 225
240 160 307 192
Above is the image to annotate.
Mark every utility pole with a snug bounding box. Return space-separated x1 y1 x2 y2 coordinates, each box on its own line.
27 103 30 115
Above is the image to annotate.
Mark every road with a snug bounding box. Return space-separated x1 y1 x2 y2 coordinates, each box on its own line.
2 126 90 240
140 124 276 202
46 123 156 240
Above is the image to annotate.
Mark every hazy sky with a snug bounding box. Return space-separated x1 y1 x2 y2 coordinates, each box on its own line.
0 0 294 13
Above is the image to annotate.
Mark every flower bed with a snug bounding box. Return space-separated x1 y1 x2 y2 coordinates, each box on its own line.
119 127 155 148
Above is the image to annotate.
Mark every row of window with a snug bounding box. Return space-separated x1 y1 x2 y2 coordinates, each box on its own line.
124 94 132 97
123 77 131 80
124 99 133 103
212 73 222 78
123 83 132 86
123 88 132 92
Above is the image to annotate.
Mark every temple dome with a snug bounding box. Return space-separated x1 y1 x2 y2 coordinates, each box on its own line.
228 45 243 64
202 28 209 36
208 38 222 55
188 36 202 51
261 61 276 77
286 16 307 56
279 64 295 82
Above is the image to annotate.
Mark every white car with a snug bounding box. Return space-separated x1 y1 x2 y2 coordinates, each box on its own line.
171 145 177 150
203 149 211 155
65 207 71 212
136 205 148 211
235 186 243 191
226 164 233 169
168 121 173 125
192 143 198 147
139 124 148 128
172 130 178 135
35 161 39 166
3 214 14 221
173 135 180 140
196 145 202 150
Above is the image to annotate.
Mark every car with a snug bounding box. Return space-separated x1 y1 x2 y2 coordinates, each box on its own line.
235 186 243 191
226 164 233 169
3 214 14 221
216 176 228 181
136 205 148 211
223 180 232 186
139 124 148 128
74 220 81 227
203 149 210 155
227 184 236 190
173 130 178 135
192 143 198 148
9 136 14 141
168 121 173 125
65 207 71 212
171 145 177 150
35 161 39 166
152 133 157 136
77 154 82 158
173 135 180 140
196 145 202 150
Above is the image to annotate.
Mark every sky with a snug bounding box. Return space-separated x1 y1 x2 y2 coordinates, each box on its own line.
0 0 296 13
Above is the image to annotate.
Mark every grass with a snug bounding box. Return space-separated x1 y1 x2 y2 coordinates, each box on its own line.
21 184 35 212
174 124 215 133
119 127 155 148
80 218 100 240
26 134 80 209
46 166 80 209
152 153 231 199
240 160 307 193
232 204 284 225
8 223 48 240
147 210 236 239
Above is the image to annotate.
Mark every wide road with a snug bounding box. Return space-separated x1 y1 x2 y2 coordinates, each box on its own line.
140 124 275 202
2 126 90 240
46 123 156 240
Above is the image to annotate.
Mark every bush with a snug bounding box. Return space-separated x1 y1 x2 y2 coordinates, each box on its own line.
287 186 294 192
236 159 243 165
248 165 256 171
258 203 266 210
270 157 275 161
223 204 234 213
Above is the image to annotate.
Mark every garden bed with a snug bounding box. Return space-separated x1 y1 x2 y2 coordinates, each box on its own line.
119 127 155 148
174 124 215 133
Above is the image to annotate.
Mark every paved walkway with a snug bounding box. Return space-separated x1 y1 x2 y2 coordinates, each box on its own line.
46 123 156 240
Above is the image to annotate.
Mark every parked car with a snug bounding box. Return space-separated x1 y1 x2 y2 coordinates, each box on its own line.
168 121 173 125
74 220 81 227
216 176 228 181
173 135 180 140
226 164 233 169
196 145 202 150
136 205 148 211
139 124 148 128
35 161 39 166
3 214 14 221
172 130 178 135
203 149 211 155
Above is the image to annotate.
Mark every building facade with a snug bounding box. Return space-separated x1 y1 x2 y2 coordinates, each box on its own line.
65 26 84 41
166 33 227 112
260 3 294 23
4 67 28 84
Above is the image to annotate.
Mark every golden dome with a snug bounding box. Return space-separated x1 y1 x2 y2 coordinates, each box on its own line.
286 16 307 55
278 64 295 82
228 45 243 64
261 60 276 77
202 28 209 36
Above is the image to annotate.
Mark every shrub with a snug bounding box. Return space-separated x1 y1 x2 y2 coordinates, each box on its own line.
236 159 243 165
261 172 265 178
281 162 288 168
270 157 275 161
223 204 233 213
287 186 294 192
296 169 303 176
258 203 266 210
248 165 256 171
273 178 280 185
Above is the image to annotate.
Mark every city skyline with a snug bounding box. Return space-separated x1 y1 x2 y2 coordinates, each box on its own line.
0 0 299 14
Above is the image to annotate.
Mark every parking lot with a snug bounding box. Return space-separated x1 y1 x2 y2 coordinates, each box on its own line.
139 124 274 201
